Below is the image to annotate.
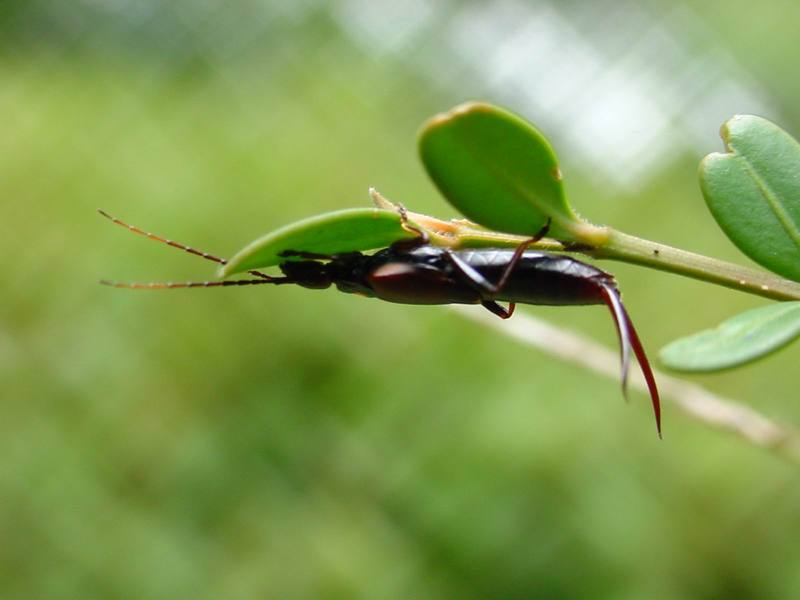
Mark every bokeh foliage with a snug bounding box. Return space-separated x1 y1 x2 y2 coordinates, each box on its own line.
3 2 800 599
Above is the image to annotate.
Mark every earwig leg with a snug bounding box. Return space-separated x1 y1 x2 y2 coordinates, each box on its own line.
443 219 552 297
444 251 516 321
491 219 551 292
444 251 501 295
599 284 662 438
98 209 274 281
530 219 552 243
481 300 516 319
390 202 430 252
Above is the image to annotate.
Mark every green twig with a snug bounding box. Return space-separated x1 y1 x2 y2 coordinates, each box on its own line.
593 229 800 301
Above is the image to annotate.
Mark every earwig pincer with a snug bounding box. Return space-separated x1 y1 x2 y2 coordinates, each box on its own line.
100 208 661 436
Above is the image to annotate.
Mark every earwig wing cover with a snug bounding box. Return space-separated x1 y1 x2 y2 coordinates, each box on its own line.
222 208 417 277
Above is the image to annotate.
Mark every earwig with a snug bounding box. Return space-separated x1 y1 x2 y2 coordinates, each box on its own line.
100 210 661 435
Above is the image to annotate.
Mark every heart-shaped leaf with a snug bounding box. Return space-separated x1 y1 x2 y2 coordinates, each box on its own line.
221 208 416 277
700 115 800 282
659 301 800 372
418 102 583 240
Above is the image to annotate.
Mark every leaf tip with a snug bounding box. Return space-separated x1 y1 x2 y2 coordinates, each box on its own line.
451 99 489 115
718 114 759 152
719 114 777 148
698 151 727 173
718 115 756 151
419 100 494 135
218 263 232 279
368 188 397 211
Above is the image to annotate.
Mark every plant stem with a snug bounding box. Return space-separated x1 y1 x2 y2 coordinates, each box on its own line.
595 229 800 301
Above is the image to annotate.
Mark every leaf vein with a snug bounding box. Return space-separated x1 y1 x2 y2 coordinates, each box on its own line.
739 156 800 248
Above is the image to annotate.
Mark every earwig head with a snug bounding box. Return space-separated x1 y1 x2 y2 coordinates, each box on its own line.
279 261 332 289
279 253 376 296
287 263 376 297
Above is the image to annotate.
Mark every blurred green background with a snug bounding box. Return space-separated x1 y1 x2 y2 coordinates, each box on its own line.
3 1 800 598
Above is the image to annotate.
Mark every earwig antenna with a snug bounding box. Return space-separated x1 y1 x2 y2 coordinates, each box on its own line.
599 284 662 438
100 278 290 290
98 209 275 281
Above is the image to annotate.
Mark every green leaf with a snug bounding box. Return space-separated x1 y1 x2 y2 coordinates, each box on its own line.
700 115 800 282
221 208 416 277
659 301 800 372
418 101 583 240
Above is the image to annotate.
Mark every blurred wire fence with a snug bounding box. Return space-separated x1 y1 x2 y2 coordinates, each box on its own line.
1 0 788 188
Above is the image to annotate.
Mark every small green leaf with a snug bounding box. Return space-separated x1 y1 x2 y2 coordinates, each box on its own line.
221 208 416 277
418 101 583 240
660 301 800 372
700 115 800 282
